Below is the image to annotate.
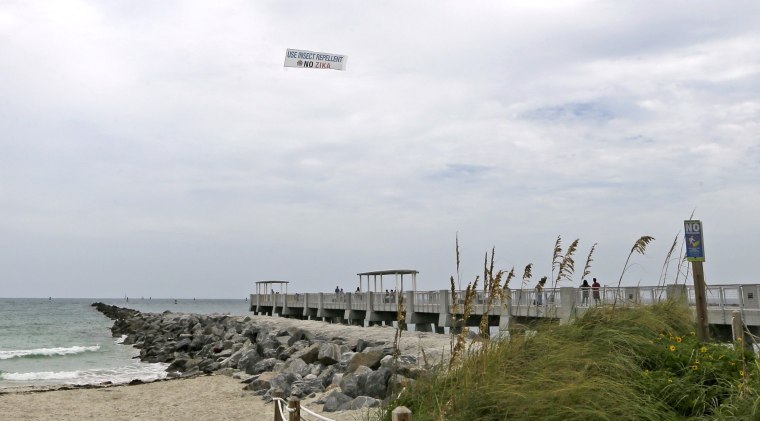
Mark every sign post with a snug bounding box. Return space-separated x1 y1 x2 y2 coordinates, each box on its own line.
684 220 709 341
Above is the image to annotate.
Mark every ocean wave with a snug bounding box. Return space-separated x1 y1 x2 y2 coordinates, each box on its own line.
0 370 81 381
115 335 128 344
0 363 169 385
0 345 101 360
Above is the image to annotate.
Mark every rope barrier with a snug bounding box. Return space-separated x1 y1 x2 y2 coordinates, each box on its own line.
299 405 335 421
272 397 335 421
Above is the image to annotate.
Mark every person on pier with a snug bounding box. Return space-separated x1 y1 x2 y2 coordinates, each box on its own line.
535 277 547 306
581 279 591 306
592 278 601 305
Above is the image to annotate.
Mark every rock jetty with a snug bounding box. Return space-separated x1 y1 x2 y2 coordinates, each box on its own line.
92 303 450 412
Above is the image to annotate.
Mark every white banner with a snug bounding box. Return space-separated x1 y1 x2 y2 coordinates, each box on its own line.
284 49 347 71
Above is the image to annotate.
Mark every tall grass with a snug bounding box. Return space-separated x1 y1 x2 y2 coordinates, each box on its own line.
580 242 597 284
551 235 562 284
613 235 655 309
658 234 680 288
552 238 579 289
386 302 760 420
380 235 760 421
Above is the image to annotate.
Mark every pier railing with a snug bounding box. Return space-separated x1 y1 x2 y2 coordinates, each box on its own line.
251 284 760 329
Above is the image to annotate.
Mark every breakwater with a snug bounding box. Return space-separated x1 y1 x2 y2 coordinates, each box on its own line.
92 303 443 412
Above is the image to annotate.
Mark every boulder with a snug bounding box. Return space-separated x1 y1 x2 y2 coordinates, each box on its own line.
290 377 325 398
322 390 353 412
339 366 372 398
237 349 263 374
286 328 315 346
348 349 384 372
317 343 342 365
380 354 423 379
267 372 301 397
291 343 320 364
244 371 278 391
283 358 311 378
340 396 381 411
363 367 392 399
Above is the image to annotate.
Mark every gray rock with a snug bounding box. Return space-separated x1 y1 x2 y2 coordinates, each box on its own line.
283 358 311 377
339 366 372 398
244 371 278 391
364 367 392 399
199 359 220 373
286 328 315 346
322 390 353 412
354 339 384 353
317 343 342 365
309 362 326 377
290 377 325 398
348 349 384 372
291 343 320 364
250 357 281 375
339 396 381 411
380 354 423 379
268 372 301 397
237 349 263 374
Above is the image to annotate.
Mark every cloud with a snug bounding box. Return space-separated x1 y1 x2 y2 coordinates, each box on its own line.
1 1 759 297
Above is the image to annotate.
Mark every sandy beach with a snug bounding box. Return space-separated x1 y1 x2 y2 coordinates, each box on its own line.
0 374 376 421
0 316 455 420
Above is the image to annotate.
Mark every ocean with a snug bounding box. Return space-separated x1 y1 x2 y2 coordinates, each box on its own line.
0 297 250 390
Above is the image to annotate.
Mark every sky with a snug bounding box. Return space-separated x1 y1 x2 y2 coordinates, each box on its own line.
1 1 759 298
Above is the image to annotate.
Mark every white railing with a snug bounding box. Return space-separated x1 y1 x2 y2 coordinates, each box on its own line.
251 285 760 317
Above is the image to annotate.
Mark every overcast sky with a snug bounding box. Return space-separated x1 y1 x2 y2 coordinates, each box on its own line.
1 1 759 298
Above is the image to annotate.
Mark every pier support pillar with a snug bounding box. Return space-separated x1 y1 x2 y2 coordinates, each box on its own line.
414 323 433 332
437 289 453 328
559 287 575 325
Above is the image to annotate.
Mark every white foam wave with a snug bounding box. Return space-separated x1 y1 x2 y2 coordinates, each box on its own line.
115 335 128 344
0 363 169 385
1 371 82 381
0 345 101 360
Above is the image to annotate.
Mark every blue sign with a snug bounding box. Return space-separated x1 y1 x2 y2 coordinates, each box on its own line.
684 220 705 262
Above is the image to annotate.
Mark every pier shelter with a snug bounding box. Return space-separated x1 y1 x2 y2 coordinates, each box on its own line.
356 269 418 293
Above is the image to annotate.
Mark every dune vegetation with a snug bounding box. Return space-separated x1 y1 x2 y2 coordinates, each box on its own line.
381 238 759 420
385 301 759 420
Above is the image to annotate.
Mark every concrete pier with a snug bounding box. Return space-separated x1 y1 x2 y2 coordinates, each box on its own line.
250 284 760 333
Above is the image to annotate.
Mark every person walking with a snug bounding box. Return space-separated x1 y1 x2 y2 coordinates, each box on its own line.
592 278 601 305
581 279 591 306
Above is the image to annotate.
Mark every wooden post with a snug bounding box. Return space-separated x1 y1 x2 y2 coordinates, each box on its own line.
288 397 300 421
392 406 412 421
273 390 284 421
732 311 743 345
692 261 710 341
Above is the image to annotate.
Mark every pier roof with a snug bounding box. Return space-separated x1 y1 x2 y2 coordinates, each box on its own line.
254 280 289 294
356 269 418 276
356 269 418 292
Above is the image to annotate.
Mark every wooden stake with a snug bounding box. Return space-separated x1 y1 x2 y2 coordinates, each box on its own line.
692 261 710 341
392 406 412 421
732 311 743 346
288 397 300 421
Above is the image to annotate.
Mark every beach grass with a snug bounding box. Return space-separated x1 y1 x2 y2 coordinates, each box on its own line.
383 301 760 420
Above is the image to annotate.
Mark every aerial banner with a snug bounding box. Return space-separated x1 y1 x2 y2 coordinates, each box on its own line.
284 49 347 71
